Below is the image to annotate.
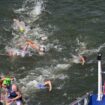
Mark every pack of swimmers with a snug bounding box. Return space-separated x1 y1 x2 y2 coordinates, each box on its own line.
0 76 22 105
6 18 47 57
0 18 88 105
0 75 52 105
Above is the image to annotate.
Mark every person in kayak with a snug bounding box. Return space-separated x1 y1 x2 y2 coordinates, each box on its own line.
36 80 52 92
6 84 22 105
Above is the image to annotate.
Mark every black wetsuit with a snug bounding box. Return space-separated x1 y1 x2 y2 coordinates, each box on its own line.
8 91 22 101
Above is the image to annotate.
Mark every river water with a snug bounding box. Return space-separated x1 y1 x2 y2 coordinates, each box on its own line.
0 0 105 105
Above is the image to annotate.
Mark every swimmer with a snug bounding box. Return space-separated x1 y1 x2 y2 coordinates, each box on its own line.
6 84 22 105
25 40 45 55
1 76 14 89
36 80 52 92
79 55 87 65
6 48 31 57
13 19 25 33
6 48 18 57
72 55 87 65
0 76 14 99
26 40 39 51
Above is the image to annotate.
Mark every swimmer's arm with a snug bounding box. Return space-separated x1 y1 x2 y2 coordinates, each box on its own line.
80 56 85 65
81 57 85 65
0 80 3 88
1 77 14 81
22 44 29 51
45 81 52 92
10 77 14 81
25 40 40 52
11 92 22 101
1 77 6 81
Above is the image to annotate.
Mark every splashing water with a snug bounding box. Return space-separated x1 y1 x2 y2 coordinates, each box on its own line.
14 0 45 22
18 62 70 96
5 0 50 57
30 0 44 17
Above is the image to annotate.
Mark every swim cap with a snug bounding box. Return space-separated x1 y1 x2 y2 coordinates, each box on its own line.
3 78 11 86
19 27 25 33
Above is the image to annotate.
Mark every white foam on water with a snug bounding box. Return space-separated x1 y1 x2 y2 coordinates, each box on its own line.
80 43 105 55
5 46 32 57
30 0 44 17
70 55 81 64
7 0 61 57
14 0 45 23
6 27 49 56
8 24 62 57
18 63 70 95
56 84 64 90
55 64 71 70
69 38 105 65
73 38 105 57
75 38 87 54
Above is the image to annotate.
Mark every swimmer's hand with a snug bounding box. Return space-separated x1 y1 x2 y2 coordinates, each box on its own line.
7 99 15 102
79 56 85 65
81 61 85 65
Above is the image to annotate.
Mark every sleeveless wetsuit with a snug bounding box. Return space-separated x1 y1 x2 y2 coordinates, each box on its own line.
7 90 22 105
8 91 22 101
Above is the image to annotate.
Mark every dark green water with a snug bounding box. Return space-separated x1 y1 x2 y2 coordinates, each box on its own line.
0 0 105 105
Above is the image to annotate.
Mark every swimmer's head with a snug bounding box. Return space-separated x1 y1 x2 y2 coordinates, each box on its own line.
44 79 49 82
12 84 18 91
82 56 87 61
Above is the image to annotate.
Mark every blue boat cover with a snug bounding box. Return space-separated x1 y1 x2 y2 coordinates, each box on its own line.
88 95 105 105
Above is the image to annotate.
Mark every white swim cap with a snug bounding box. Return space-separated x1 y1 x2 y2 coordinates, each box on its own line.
39 45 45 52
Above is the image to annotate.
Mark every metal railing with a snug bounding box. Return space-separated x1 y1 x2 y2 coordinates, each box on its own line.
69 92 93 105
